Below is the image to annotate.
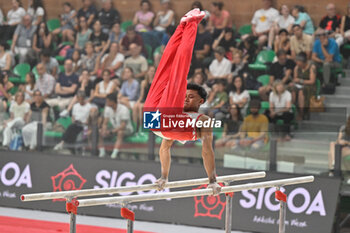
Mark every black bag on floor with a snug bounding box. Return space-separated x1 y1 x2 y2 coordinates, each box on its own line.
322 83 336 94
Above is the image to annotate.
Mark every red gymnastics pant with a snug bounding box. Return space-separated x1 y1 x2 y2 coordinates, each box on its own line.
144 21 199 111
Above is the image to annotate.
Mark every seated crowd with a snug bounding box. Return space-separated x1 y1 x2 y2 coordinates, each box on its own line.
0 0 349 157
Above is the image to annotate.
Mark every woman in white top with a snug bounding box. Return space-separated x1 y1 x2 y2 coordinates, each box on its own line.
27 0 45 26
2 0 26 41
229 75 250 117
268 5 294 50
2 91 30 147
0 42 12 71
154 0 175 32
19 72 36 102
269 80 294 140
92 69 117 109
98 42 125 78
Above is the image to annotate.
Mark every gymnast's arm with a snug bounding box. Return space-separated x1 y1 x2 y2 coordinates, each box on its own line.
198 115 221 195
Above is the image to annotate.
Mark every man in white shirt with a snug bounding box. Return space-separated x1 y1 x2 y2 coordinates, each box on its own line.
207 46 231 81
34 63 56 98
251 0 279 48
99 92 133 158
54 91 94 151
123 43 148 79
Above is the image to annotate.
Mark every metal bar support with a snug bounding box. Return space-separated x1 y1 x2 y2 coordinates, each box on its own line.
69 212 76 233
277 187 286 233
224 182 233 233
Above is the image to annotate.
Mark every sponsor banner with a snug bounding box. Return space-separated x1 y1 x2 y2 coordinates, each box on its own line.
0 151 340 233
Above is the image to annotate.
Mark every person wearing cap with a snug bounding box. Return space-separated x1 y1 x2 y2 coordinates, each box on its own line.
293 52 316 120
319 3 343 46
224 99 269 150
312 29 341 86
290 24 313 60
207 46 232 82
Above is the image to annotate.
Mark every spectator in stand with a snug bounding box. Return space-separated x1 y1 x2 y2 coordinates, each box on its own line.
2 91 30 148
238 35 258 64
27 0 45 26
106 23 125 47
291 5 314 36
22 90 49 150
319 3 343 46
90 20 108 53
121 25 146 57
206 79 228 119
133 0 154 32
39 49 59 77
0 42 12 71
11 14 36 64
230 51 250 84
20 72 36 101
119 67 140 109
77 0 97 28
274 5 295 33
268 80 293 141
54 90 94 151
29 21 52 67
98 42 125 78
312 29 341 86
34 63 55 98
251 0 279 49
98 0 122 34
60 69 95 117
99 92 133 158
53 2 76 43
274 29 291 56
225 99 269 150
75 16 92 51
260 50 294 101
229 75 250 117
207 46 232 82
340 4 350 46
328 116 350 171
79 42 98 75
123 43 148 79
1 0 26 41
91 69 117 109
192 19 212 70
71 50 81 73
153 0 175 32
132 66 155 132
208 1 232 39
46 59 79 111
293 52 316 120
0 71 14 102
212 27 236 60
290 24 313 60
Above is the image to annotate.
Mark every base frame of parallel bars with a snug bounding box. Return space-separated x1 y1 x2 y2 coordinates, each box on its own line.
277 187 286 233
66 197 77 233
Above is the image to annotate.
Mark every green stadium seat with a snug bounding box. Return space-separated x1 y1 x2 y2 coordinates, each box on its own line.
145 44 153 65
121 20 133 33
257 75 270 86
32 66 39 80
44 117 72 138
238 24 252 36
9 63 31 84
59 65 65 73
248 50 275 71
248 90 259 97
6 40 12 47
55 55 65 63
47 18 61 32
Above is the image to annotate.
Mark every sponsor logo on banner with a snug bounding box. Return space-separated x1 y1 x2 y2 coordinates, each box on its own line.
0 162 32 188
143 110 222 130
193 184 226 220
51 164 86 201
